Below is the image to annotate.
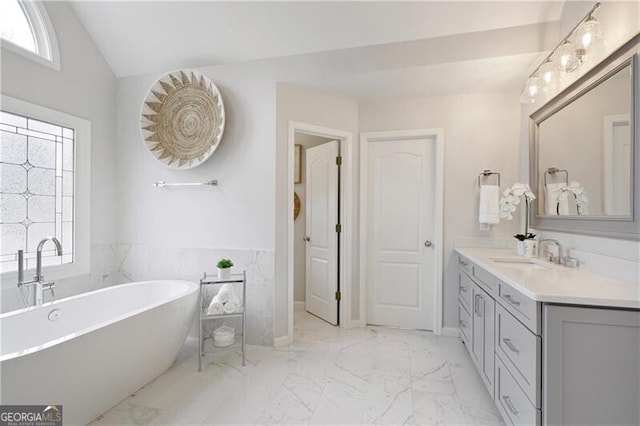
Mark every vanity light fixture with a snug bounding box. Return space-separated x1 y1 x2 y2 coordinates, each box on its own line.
520 76 540 104
554 41 580 73
520 2 603 104
575 16 605 61
538 60 559 93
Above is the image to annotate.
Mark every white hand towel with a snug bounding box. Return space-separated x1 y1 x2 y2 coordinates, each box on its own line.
216 287 233 303
545 183 562 215
558 191 570 215
223 299 239 314
207 295 224 315
478 185 500 224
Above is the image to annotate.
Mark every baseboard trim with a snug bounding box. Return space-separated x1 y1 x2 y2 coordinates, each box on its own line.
273 334 293 347
441 327 460 337
294 301 305 307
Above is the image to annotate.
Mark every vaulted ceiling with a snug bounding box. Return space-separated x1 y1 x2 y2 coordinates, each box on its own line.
70 1 565 100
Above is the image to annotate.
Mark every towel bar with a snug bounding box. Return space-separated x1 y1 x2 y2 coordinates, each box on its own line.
544 168 568 187
478 170 500 187
153 180 218 187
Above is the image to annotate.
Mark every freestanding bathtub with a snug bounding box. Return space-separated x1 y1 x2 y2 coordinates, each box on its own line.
0 280 198 425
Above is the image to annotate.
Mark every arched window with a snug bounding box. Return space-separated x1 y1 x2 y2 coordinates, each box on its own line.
0 0 60 69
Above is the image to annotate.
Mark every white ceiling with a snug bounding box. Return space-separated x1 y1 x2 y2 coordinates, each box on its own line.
69 1 565 100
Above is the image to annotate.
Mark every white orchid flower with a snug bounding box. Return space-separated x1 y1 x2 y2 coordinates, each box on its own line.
568 181 583 194
499 182 535 224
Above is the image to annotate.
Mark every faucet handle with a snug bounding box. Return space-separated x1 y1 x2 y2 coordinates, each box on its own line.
563 256 578 268
42 281 56 297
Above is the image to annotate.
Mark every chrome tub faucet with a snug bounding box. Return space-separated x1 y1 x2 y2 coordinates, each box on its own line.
17 236 63 307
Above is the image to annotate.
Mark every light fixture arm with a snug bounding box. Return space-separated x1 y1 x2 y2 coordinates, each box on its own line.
528 2 601 79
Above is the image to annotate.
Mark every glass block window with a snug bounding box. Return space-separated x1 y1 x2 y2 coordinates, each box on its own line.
0 110 74 272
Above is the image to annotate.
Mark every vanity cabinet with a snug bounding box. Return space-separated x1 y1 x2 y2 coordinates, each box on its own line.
457 252 640 426
543 305 640 426
471 282 495 398
458 254 542 425
457 258 495 398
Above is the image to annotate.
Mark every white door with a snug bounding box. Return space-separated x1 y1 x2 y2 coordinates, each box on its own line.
366 138 435 330
305 140 339 325
604 115 631 215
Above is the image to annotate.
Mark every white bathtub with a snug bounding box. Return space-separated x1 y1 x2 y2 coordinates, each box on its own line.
0 280 198 425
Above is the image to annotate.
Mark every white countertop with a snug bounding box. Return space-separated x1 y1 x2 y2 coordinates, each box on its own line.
456 248 640 309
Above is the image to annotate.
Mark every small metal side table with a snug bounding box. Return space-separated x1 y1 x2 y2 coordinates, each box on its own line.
198 271 246 371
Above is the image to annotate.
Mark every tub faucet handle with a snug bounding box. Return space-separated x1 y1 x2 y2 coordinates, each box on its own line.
42 281 56 299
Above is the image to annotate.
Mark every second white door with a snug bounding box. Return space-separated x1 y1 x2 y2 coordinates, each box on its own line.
305 140 339 325
366 137 435 330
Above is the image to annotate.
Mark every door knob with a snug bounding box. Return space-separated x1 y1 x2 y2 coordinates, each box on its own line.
424 240 433 247
303 236 311 242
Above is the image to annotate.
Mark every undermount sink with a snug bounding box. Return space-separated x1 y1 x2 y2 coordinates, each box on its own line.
490 257 551 270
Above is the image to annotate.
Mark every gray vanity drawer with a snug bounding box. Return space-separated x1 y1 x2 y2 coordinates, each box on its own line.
458 255 473 275
458 302 472 344
498 281 541 334
495 354 540 426
496 305 541 407
458 271 474 312
473 264 497 295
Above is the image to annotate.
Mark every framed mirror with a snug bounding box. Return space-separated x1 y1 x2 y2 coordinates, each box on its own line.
529 33 640 240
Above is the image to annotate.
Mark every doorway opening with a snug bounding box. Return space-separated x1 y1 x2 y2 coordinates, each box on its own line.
286 122 354 342
294 133 339 324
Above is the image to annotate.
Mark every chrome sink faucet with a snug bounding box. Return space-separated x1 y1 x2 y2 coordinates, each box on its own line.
539 239 564 264
17 237 63 307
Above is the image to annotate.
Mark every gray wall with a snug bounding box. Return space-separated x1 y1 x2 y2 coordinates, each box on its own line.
1 1 118 310
359 91 521 330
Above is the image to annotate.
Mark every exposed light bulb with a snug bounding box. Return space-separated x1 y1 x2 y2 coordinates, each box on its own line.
581 32 593 48
527 77 539 96
575 17 605 62
553 41 580 73
520 76 539 103
538 61 558 92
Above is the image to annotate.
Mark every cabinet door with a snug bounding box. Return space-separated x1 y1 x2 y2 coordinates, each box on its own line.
544 304 640 426
472 283 495 398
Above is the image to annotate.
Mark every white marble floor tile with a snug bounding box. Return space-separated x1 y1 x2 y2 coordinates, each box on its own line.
412 391 467 426
362 369 413 425
308 380 366 425
93 308 502 425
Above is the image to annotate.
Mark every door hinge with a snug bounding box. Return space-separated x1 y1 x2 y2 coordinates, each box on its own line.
335 224 342 233
336 156 342 165
335 291 341 301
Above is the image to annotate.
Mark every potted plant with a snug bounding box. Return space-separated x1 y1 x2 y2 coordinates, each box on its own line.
216 258 234 280
499 183 537 256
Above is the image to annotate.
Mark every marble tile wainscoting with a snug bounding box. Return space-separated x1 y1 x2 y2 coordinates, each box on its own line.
0 244 274 347
0 243 118 312
115 244 275 346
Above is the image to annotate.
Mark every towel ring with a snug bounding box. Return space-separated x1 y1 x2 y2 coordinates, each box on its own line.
544 167 568 187
478 170 500 187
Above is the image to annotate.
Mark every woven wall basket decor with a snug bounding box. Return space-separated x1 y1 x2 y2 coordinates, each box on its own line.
140 69 225 169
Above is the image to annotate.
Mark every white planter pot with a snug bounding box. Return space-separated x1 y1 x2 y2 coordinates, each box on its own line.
524 239 538 258
516 241 525 256
217 267 231 280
